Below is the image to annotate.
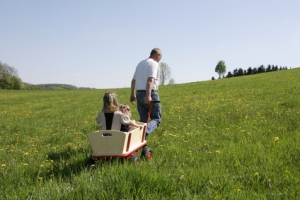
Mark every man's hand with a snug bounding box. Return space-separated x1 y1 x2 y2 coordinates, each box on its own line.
130 95 136 104
144 96 152 104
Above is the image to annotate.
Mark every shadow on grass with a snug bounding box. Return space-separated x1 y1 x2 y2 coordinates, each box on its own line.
44 147 130 181
44 147 90 181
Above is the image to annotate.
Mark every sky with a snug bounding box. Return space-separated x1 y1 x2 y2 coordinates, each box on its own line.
1 0 299 89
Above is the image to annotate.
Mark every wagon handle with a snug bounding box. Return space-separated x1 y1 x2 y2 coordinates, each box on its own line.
146 100 160 124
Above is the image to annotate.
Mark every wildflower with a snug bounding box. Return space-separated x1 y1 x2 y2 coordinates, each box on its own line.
215 150 221 154
274 137 279 141
23 163 29 166
1 164 6 167
254 172 259 176
38 177 43 180
24 152 29 156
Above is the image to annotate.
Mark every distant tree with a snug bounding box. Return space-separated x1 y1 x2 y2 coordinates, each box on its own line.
0 61 23 90
258 65 265 73
233 68 239 76
266 64 272 72
226 71 233 78
211 76 215 80
253 67 258 74
247 67 253 75
238 68 244 76
168 77 175 85
215 60 226 79
159 62 171 85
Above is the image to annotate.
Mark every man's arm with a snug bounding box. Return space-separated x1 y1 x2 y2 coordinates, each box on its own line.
130 79 136 104
144 77 154 104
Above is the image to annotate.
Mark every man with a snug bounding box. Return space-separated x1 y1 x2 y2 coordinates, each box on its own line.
130 48 162 137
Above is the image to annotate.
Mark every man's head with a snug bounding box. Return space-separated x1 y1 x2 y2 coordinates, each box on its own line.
150 48 162 62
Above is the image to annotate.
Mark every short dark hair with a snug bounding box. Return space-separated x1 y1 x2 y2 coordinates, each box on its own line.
150 48 161 56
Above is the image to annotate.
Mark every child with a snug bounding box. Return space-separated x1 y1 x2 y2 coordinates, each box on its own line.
95 92 142 131
120 104 140 132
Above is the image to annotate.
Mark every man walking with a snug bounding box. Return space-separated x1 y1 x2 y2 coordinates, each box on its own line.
130 48 162 137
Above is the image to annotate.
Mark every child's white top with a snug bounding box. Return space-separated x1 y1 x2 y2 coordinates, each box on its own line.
96 111 131 130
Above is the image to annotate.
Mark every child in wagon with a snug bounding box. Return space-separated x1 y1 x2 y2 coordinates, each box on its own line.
119 103 140 132
96 92 142 131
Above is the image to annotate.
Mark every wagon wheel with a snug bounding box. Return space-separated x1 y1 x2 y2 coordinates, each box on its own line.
130 156 140 164
141 147 153 161
85 156 95 168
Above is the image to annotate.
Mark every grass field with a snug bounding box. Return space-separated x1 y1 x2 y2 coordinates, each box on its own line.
1 68 300 199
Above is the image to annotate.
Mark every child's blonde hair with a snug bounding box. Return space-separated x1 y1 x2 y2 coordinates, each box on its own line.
102 92 119 113
120 104 131 118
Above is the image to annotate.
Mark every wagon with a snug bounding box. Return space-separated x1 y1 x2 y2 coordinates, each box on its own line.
87 122 152 165
86 101 159 166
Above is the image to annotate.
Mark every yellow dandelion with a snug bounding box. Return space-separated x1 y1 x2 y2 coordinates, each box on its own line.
40 165 44 168
1 164 6 167
24 152 29 156
23 163 29 166
274 137 279 141
38 177 43 180
254 172 259 176
215 150 221 154
237 188 241 192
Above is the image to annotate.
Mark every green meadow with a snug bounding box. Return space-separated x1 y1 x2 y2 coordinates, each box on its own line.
1 68 300 199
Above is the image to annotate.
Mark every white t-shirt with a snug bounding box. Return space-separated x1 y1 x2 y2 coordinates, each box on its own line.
132 58 160 90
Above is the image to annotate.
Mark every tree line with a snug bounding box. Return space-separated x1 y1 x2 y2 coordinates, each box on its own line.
0 61 97 90
213 60 290 80
1 60 174 90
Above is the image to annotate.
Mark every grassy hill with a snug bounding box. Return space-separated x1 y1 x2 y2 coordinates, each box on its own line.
0 68 299 199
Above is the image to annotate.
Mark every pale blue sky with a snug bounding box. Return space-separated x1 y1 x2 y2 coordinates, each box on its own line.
1 0 299 88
